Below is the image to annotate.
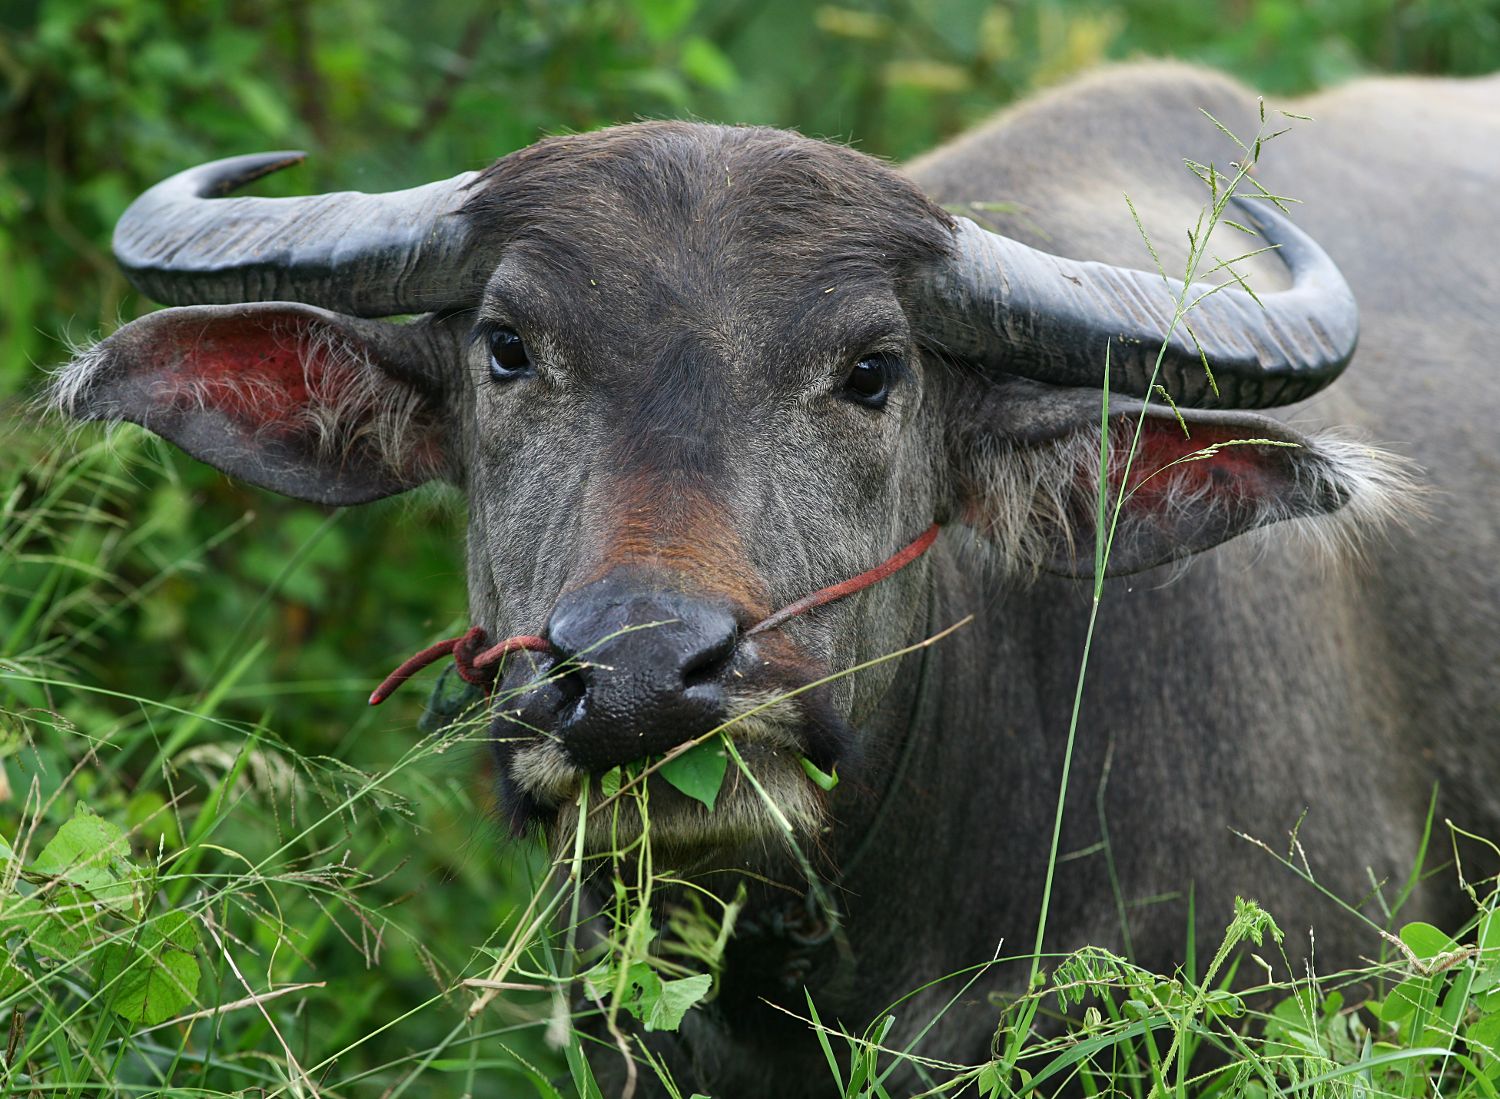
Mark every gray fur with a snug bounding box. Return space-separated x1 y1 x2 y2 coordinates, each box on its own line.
49 65 1500 1097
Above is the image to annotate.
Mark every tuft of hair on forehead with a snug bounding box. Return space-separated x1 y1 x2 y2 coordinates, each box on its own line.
461 121 955 285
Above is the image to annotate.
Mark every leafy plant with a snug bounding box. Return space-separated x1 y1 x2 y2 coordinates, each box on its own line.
4 1 1498 1094
2 805 202 1027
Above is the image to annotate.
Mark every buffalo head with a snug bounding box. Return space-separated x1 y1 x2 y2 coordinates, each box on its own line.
52 122 1364 861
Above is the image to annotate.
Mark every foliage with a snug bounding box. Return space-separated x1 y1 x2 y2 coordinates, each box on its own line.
3 0 1496 395
3 804 202 1029
0 431 563 1092
1 0 1498 1095
658 735 729 811
787 890 1500 1098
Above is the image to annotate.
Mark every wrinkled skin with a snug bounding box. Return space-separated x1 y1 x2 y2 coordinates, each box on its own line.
459 152 944 761
54 65 1500 1097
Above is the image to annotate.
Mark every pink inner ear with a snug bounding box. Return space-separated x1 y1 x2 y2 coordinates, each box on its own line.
150 313 343 434
1114 419 1283 507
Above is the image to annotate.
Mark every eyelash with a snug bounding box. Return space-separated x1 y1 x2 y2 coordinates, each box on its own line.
474 322 534 382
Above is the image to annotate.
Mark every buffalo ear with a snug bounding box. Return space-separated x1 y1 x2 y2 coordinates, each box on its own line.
947 376 1402 577
51 303 459 506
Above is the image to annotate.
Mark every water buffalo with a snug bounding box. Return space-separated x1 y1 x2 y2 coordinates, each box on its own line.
53 62 1500 1095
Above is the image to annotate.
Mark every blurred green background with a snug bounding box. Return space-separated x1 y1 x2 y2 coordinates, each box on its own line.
0 0 1496 1092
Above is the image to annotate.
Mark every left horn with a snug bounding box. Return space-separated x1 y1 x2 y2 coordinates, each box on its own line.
916 197 1358 409
113 152 488 317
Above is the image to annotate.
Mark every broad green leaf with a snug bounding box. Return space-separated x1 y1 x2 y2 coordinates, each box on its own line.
1399 921 1455 961
32 806 141 914
586 957 709 1034
126 791 182 850
1481 902 1500 952
660 737 728 811
7 890 94 959
93 910 201 1025
1468 1007 1500 1051
0 896 42 935
643 973 711 1032
1204 989 1244 1017
799 757 839 792
584 959 657 1019
1473 964 1500 994
0 952 28 999
1440 960 1476 1031
1478 901 1500 991
1418 1023 1453 1048
599 767 622 798
1379 974 1436 1023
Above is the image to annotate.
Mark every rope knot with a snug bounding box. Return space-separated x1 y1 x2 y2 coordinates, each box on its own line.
368 627 551 706
452 626 494 689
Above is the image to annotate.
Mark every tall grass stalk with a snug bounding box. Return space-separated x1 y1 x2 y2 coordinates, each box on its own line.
1027 101 1294 994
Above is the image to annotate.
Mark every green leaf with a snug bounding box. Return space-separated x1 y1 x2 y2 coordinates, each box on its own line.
585 957 709 1034
0 952 29 999
31 805 141 914
636 0 696 41
1468 1006 1500 1050
600 767 622 799
660 736 728 811
643 973 712 1032
126 791 182 850
1479 900 1500 969
1399 921 1455 961
93 909 201 1026
612 68 692 107
1205 989 1245 1017
799 757 839 792
680 37 736 92
227 75 294 137
1379 974 1436 1023
8 890 94 959
1439 959 1476 1031
1472 963 1500 994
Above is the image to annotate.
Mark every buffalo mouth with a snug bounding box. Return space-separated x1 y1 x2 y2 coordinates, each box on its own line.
487 656 850 864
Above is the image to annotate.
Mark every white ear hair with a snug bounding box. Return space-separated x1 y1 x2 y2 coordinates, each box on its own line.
298 321 439 479
48 316 446 488
958 418 1421 578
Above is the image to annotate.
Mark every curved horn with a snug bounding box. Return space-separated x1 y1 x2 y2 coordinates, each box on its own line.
918 197 1358 408
112 152 487 317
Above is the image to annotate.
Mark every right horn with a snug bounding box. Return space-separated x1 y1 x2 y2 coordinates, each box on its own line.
917 197 1358 409
112 152 488 318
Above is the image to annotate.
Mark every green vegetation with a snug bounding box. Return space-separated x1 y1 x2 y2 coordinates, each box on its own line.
3 1 1499 1095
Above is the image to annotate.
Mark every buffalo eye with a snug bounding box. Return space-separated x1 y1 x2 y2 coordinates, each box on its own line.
843 353 898 409
487 326 532 380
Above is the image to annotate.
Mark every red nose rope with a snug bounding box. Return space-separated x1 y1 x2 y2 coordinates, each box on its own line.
368 522 941 706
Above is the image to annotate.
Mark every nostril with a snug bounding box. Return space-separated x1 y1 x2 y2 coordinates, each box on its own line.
681 627 737 687
552 666 587 720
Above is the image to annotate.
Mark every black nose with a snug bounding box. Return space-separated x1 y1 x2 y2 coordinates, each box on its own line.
537 575 739 772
